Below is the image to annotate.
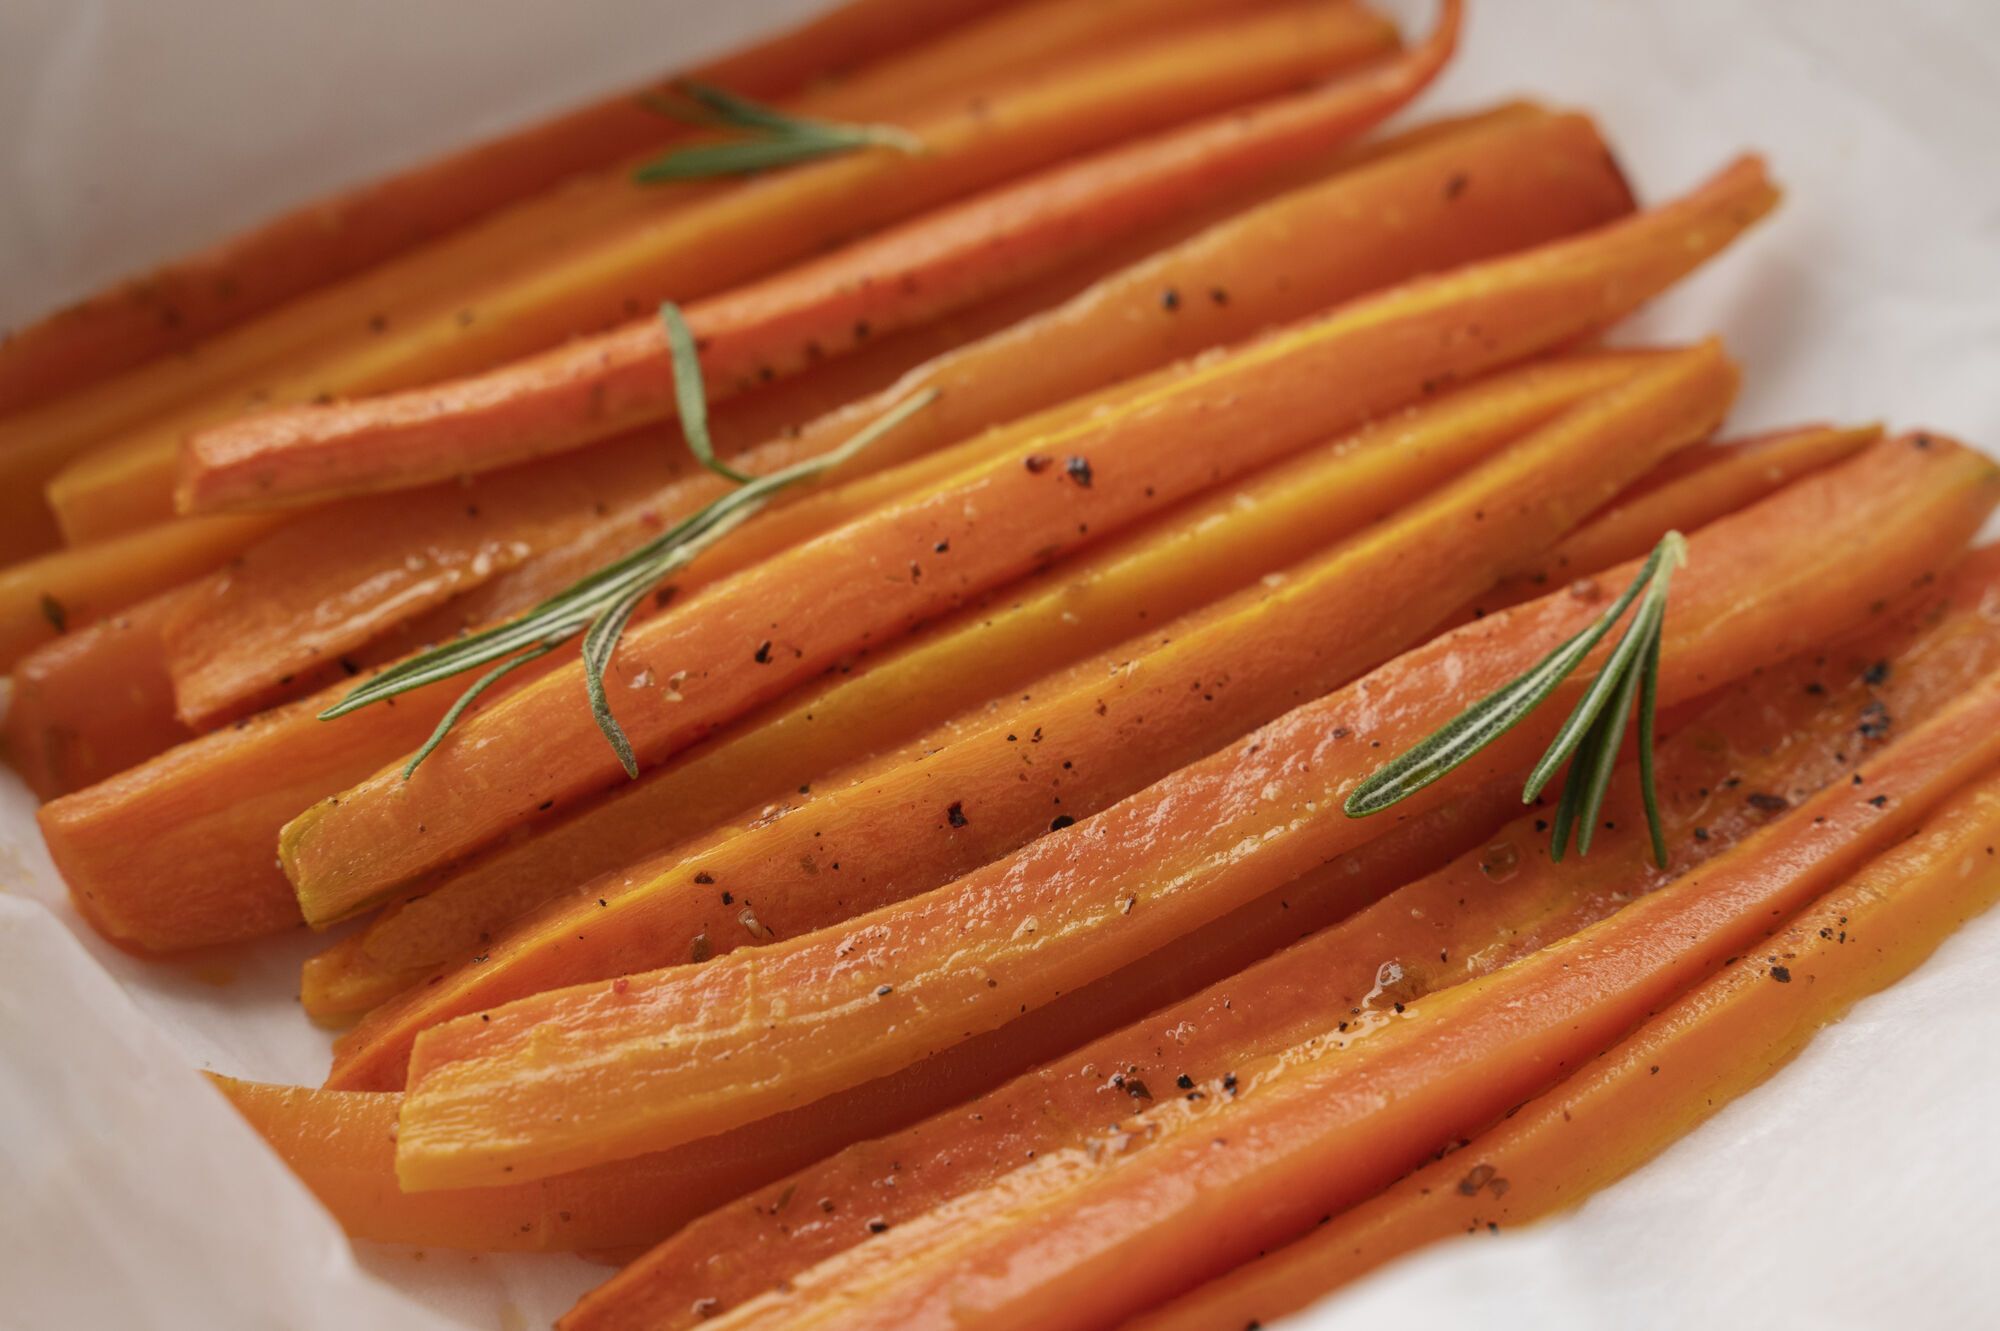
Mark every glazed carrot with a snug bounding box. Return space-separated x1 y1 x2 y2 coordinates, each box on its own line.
47 2 1401 543
166 106 1628 728
181 4 1454 510
1133 767 2000 1331
693 661 2000 1331
281 156 1778 922
0 513 282 672
571 553 2000 1329
308 349 1656 1023
3 599 192 801
392 436 1999 1188
0 0 1020 424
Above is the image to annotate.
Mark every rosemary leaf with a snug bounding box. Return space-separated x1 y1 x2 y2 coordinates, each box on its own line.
401 643 559 779
634 81 919 183
1565 609 1650 859
660 302 749 483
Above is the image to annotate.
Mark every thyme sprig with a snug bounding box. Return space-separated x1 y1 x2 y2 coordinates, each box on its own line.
1344 531 1688 867
634 81 921 184
321 349 938 778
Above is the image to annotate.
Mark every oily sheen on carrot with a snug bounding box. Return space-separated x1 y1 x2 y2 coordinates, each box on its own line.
180 3 1456 510
569 552 2000 1330
322 344 1718 1083
165 105 1632 728
302 355 1652 1026
282 155 1780 921
698 665 2000 1331
0 0 1018 425
1135 766 2000 1331
392 436 1998 1189
49 2 1400 543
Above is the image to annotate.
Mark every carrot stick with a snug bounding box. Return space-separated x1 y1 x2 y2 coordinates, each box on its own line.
166 105 1628 729
569 549 2000 1330
180 4 1453 511
0 513 282 672
280 155 1778 925
0 0 1021 425
1132 769 2000 1331
693 659 2000 1331
392 435 1999 1189
43 3 1401 544
320 344 1716 1081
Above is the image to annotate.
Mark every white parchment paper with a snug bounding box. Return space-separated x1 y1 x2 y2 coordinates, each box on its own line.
2 3 1996 1328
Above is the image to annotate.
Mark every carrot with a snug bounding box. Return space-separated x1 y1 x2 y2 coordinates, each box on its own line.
165 105 1628 730
569 550 2000 1329
391 435 2000 1189
1132 768 2000 1331
0 0 1021 425
692 659 2000 1331
0 513 282 673
44 2 1401 543
280 155 1779 925
3 599 192 801
319 343 1715 1080
180 4 1455 511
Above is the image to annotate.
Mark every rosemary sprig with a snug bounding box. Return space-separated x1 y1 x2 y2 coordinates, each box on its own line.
1344 531 1688 867
320 386 940 778
634 81 921 184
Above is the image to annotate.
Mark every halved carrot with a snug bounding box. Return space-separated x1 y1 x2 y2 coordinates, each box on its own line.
1132 769 2000 1331
392 435 2000 1189
694 661 2000 1331
0 513 282 672
321 343 1719 1080
569 549 2000 1330
162 104 1632 728
180 3 1455 510
281 155 1780 923
47 1 1401 542
0 0 1021 424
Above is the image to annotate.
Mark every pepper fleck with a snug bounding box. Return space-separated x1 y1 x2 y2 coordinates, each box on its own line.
1770 965 1792 983
947 801 968 828
1065 456 1094 487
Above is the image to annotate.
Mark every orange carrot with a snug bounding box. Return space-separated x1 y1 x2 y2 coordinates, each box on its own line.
45 2 1401 543
280 155 1779 922
180 4 1455 511
0 0 1020 424
322 343 1719 1083
694 663 2000 1331
1132 766 2000 1330
570 551 2000 1329
392 436 1999 1189
303 353 1652 1027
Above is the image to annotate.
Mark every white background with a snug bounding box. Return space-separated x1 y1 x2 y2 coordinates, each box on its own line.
2 2 1997 1328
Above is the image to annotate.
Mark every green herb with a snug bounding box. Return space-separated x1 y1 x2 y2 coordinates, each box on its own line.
659 301 749 483
1343 531 1687 867
320 383 940 779
633 81 921 184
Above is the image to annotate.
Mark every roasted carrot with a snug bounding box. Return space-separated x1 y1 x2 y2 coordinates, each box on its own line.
321 343 1719 1079
180 3 1456 510
0 0 1020 425
570 552 2000 1329
164 106 1630 729
45 2 1401 543
1133 765 2000 1331
0 513 282 672
392 436 1999 1189
691 660 2000 1331
280 155 1778 923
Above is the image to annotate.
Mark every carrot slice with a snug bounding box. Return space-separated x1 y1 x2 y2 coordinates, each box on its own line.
1132 770 2000 1330
179 3 1453 511
160 104 1634 728
393 435 1999 1189
0 0 1020 425
281 155 1779 924
568 547 2000 1330
44 2 1401 544
692 661 2000 1331
322 343 1720 1082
